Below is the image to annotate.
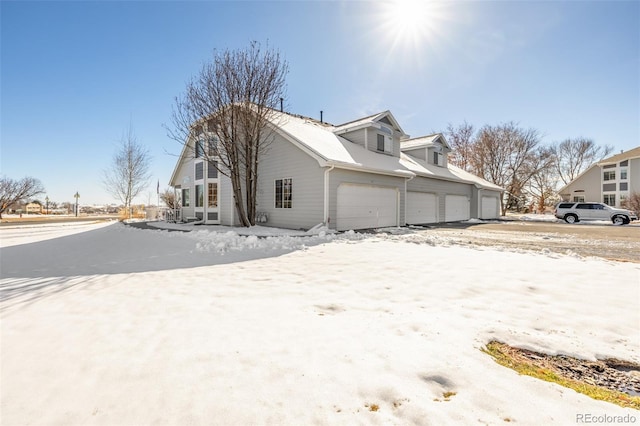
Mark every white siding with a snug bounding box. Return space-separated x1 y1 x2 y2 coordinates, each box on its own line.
256 132 325 230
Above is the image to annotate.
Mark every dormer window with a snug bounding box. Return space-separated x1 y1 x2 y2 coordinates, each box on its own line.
433 151 443 166
376 127 392 154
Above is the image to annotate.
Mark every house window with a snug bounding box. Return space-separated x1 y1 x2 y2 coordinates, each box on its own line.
182 188 190 207
620 169 627 180
195 162 204 180
603 170 615 181
620 182 628 191
573 196 585 202
603 194 615 206
195 140 204 158
275 178 292 208
208 161 218 179
620 160 628 167
376 133 392 153
208 183 218 207
377 134 385 151
208 137 218 156
195 184 204 207
433 151 443 166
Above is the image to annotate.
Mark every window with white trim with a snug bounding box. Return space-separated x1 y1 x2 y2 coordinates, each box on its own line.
195 140 204 158
182 188 190 207
603 170 615 181
620 168 628 180
208 183 218 207
275 178 292 208
603 194 615 206
433 151 443 166
208 136 218 156
195 184 204 207
376 130 392 153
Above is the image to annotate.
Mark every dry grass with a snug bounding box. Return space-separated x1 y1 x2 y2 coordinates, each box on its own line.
483 341 640 410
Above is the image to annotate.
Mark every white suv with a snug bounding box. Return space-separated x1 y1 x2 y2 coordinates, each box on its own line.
554 202 638 225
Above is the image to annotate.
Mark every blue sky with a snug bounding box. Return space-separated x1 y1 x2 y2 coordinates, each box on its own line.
2 0 638 206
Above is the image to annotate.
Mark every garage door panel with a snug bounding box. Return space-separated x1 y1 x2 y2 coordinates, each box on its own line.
406 192 437 224
445 195 470 222
481 196 499 219
336 185 397 231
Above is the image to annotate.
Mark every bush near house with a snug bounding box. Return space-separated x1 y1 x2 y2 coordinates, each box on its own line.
621 192 640 216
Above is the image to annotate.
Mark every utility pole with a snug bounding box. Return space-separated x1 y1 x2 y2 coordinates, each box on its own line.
74 191 80 217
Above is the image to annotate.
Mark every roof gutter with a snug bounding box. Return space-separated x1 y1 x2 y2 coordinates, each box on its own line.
327 160 415 179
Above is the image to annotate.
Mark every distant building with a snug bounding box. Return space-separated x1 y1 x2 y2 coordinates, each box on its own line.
558 146 640 208
25 202 42 214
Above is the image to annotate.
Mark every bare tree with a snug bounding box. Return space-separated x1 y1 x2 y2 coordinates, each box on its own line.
103 126 151 218
445 121 475 171
0 176 45 218
551 138 613 186
168 41 288 227
525 147 558 212
159 188 179 210
621 192 640 216
471 122 543 215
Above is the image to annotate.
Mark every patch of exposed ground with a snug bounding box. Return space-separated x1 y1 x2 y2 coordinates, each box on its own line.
421 222 640 263
484 341 640 410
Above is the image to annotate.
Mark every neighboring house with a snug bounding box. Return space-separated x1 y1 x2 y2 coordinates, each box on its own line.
25 202 42 214
558 146 640 208
169 108 503 231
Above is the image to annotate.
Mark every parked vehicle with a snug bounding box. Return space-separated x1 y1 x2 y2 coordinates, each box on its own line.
554 202 638 225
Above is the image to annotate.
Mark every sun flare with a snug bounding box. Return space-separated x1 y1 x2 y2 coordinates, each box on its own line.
378 0 449 55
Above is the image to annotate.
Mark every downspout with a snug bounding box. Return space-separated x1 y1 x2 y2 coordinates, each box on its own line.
323 165 335 226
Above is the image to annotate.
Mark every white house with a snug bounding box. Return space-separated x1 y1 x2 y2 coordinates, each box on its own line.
169 108 503 231
558 146 640 208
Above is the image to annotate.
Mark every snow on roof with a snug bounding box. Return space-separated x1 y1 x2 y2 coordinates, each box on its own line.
400 153 503 191
332 110 408 138
273 111 414 177
332 111 383 132
400 134 441 150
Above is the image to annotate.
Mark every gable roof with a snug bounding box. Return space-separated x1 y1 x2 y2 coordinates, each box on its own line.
333 110 408 138
598 146 640 165
400 133 451 151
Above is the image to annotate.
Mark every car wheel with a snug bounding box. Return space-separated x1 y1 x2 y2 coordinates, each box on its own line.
564 214 578 224
612 215 625 226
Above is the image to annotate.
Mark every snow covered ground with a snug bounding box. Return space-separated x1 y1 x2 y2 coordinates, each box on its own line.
1 220 638 425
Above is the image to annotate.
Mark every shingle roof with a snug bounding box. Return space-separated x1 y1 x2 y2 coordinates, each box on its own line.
598 146 640 165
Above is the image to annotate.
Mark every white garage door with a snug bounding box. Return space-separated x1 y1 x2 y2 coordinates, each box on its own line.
336 184 398 231
445 195 470 222
406 192 437 224
481 196 499 219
